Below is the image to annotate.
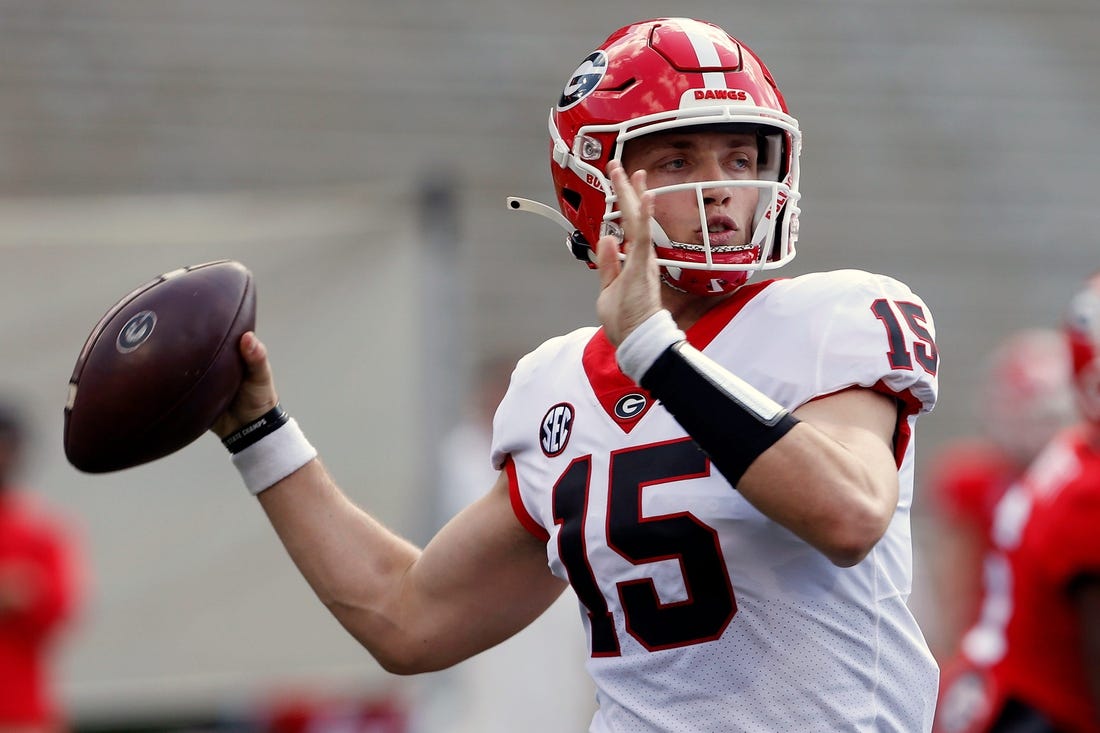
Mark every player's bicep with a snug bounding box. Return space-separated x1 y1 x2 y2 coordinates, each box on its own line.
406 471 566 669
792 388 901 500
737 387 902 566
796 387 897 445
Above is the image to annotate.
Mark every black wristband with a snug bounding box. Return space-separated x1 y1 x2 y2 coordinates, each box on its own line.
641 343 799 486
221 404 290 455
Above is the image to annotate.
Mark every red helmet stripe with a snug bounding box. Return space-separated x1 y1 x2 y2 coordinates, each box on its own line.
683 27 736 88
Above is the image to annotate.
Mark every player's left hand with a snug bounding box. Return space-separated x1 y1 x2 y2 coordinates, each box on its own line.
596 160 663 347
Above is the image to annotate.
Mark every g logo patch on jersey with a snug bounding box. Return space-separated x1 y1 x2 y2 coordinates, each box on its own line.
540 402 574 457
614 393 647 420
116 311 157 354
557 51 607 111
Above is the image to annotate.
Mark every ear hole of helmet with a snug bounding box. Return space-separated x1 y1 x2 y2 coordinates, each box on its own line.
563 186 580 211
561 187 583 213
557 188 596 264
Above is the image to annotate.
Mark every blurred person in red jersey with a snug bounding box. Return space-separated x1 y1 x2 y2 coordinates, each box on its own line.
934 274 1100 733
260 688 407 733
925 328 1075 660
0 399 84 733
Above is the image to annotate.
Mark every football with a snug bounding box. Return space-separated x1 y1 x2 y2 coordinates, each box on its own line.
64 260 256 473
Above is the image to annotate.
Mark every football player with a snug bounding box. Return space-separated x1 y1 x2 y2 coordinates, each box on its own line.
926 329 1075 659
934 275 1100 733
215 18 941 731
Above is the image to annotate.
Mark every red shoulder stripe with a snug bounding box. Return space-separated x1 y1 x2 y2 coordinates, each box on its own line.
505 456 549 542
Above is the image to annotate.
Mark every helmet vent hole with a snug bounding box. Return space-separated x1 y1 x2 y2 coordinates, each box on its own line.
603 77 637 94
561 188 582 213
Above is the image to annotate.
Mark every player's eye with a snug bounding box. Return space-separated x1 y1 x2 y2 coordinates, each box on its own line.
727 154 756 175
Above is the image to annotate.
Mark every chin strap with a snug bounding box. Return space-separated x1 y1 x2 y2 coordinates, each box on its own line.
506 196 597 265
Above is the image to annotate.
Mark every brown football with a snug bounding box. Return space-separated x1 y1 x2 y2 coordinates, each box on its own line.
64 260 256 473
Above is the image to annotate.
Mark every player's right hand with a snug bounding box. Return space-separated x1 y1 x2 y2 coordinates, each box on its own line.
210 332 280 439
596 160 662 347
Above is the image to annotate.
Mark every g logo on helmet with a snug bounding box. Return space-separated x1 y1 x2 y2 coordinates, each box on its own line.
557 51 608 111
116 311 157 354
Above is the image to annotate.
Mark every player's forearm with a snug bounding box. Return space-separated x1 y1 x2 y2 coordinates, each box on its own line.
256 459 429 669
255 460 555 674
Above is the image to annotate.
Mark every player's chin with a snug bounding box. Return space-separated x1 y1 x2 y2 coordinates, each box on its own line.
659 265 749 297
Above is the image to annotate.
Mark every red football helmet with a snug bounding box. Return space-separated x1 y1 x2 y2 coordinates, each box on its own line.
511 18 801 296
1065 272 1100 425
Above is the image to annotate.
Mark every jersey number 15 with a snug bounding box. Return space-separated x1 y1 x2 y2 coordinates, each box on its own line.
553 439 735 657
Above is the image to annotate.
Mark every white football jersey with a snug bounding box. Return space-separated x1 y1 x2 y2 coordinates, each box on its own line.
491 270 940 732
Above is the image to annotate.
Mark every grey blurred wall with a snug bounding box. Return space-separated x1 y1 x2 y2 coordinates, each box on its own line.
1 0 1098 722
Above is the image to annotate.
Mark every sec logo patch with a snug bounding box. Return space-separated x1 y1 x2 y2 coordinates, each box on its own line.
540 403 574 457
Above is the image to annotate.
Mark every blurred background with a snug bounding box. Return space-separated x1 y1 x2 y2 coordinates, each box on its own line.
0 0 1097 730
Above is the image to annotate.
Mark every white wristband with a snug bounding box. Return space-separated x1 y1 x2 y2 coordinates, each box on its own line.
615 309 686 382
231 417 317 495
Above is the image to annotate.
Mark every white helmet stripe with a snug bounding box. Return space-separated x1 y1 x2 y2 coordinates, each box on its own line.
683 28 728 89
